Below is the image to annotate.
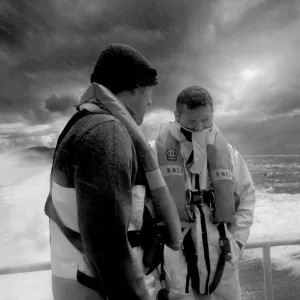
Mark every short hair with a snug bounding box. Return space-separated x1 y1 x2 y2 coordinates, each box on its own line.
176 86 213 114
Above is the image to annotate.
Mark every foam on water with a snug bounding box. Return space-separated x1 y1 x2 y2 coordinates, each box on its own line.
0 271 52 300
245 190 300 269
0 164 51 266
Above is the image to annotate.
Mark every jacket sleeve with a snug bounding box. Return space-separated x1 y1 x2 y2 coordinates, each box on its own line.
229 146 256 249
74 119 151 300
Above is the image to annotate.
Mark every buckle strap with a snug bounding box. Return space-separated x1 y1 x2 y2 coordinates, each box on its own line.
185 189 215 223
77 270 99 291
189 189 214 206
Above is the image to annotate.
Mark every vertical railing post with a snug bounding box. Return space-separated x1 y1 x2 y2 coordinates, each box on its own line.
262 245 273 300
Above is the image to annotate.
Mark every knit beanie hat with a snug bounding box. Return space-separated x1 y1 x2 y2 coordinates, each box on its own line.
91 44 158 95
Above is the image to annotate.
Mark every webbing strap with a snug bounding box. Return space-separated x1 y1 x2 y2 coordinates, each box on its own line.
208 250 226 293
184 173 226 295
183 227 226 295
198 203 211 294
183 228 200 294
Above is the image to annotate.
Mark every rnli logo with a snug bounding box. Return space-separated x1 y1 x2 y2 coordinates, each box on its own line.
166 148 177 161
212 169 233 181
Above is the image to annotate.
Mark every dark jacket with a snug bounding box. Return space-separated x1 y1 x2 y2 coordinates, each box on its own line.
51 108 150 300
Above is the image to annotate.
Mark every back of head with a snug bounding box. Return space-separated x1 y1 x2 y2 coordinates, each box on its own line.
176 85 213 114
91 43 158 95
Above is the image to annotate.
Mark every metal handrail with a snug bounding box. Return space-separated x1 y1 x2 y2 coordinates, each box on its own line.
0 261 50 275
0 238 299 300
244 238 300 300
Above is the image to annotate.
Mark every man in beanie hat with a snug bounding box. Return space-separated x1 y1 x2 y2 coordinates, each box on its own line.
44 44 182 300
150 85 256 300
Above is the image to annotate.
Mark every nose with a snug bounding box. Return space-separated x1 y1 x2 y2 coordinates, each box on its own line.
148 97 152 106
197 122 204 131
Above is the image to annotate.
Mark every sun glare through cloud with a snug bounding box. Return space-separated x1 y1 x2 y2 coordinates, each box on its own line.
241 68 260 80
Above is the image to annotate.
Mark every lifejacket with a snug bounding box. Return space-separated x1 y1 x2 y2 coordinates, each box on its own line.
154 122 238 296
155 122 235 224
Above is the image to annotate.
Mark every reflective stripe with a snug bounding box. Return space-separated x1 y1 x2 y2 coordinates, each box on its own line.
160 165 184 177
52 181 79 232
145 168 166 190
211 169 233 181
129 185 146 231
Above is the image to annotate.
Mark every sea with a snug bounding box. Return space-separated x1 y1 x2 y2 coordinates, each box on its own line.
0 124 300 299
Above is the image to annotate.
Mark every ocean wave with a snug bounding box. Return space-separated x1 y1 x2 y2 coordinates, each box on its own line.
259 186 275 193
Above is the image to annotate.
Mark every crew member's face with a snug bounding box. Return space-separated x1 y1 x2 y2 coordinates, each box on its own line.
175 104 214 132
133 86 154 125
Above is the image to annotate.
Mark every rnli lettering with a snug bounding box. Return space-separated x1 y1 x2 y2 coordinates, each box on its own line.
166 148 178 161
161 165 184 177
212 169 233 181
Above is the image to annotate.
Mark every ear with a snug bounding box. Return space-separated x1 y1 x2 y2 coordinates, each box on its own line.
134 87 147 95
174 110 179 121
126 89 138 96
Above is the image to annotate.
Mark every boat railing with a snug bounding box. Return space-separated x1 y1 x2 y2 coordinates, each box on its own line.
243 238 300 300
1 238 300 300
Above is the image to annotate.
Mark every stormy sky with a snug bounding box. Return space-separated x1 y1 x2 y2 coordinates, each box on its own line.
0 0 300 154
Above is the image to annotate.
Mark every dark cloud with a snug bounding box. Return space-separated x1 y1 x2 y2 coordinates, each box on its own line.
215 110 300 155
259 88 300 116
0 0 216 124
44 94 78 114
1 0 215 74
